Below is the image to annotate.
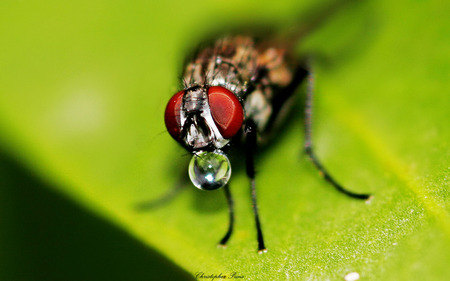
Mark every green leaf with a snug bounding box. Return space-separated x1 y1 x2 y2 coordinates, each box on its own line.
0 0 448 280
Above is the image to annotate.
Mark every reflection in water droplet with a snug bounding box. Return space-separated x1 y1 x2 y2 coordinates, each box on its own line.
189 150 231 190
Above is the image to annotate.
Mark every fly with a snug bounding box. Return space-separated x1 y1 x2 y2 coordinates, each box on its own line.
144 3 372 254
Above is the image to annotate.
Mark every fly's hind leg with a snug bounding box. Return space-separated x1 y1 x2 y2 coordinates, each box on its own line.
303 62 371 200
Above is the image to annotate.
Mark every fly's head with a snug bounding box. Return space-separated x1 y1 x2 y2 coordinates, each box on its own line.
164 85 244 190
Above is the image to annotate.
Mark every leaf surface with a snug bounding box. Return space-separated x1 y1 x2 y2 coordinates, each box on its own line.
0 0 448 280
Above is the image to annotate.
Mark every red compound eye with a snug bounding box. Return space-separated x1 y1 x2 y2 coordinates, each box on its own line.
164 90 184 140
208 86 244 139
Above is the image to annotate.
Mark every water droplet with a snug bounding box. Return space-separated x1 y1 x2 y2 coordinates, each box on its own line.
189 150 231 190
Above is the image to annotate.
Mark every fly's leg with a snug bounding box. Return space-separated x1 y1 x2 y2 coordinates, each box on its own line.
218 184 234 247
245 120 267 253
304 65 371 200
135 181 186 211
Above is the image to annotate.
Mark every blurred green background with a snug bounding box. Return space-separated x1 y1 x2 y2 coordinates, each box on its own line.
0 0 448 280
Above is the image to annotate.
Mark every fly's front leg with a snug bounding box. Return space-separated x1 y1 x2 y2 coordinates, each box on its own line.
135 182 186 211
303 64 371 200
135 166 188 211
218 184 234 247
245 120 267 253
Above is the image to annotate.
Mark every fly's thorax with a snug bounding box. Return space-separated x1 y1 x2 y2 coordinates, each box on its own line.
183 36 259 99
243 47 295 135
244 88 273 131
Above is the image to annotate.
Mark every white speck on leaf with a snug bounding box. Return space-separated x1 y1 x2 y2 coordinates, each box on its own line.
344 272 360 281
